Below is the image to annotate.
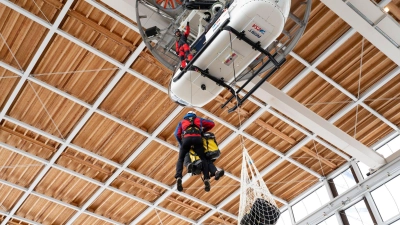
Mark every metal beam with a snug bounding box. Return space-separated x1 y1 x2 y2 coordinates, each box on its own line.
0 131 198 224
206 59 400 221
1 0 398 224
196 29 360 224
0 144 124 224
1 0 326 191
0 0 71 121
2 92 240 221
297 155 400 225
1 76 239 222
84 0 139 33
351 160 384 225
0 1 76 224
65 104 184 224
321 0 400 66
242 76 386 169
289 50 400 133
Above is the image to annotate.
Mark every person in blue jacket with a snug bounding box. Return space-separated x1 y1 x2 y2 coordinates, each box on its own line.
174 111 215 192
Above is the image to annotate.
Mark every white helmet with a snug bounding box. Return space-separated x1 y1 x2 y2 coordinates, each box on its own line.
187 111 196 115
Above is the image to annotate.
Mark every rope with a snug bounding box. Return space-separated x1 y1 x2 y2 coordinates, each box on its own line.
32 0 51 24
312 140 326 177
190 65 193 106
181 178 320 190
0 32 23 71
28 81 66 141
305 95 400 107
154 208 164 225
0 163 43 169
31 68 119 77
291 156 347 162
0 75 20 80
305 100 353 106
354 37 365 139
228 25 246 151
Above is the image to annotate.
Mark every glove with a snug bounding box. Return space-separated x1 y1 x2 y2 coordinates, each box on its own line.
176 51 179 55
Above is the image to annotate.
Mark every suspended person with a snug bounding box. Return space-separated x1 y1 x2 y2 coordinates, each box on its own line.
184 150 224 179
175 22 193 69
174 111 215 192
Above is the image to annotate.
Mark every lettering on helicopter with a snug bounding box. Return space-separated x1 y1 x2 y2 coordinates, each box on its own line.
247 23 266 38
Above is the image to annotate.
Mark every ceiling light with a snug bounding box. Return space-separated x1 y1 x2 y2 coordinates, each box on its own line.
384 7 389 12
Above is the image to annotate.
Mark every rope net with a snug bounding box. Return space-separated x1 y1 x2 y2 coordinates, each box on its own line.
239 148 280 225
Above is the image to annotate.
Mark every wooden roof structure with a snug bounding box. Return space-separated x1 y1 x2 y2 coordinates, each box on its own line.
0 0 399 224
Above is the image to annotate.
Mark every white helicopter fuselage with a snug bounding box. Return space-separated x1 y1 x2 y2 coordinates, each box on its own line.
170 0 290 107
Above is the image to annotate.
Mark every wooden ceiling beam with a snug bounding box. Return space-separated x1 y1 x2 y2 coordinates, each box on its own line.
117 175 162 197
300 146 337 169
254 119 296 145
214 96 250 118
42 0 63 9
165 197 205 215
60 152 113 175
387 2 400 22
0 127 55 152
67 10 136 51
209 215 235 225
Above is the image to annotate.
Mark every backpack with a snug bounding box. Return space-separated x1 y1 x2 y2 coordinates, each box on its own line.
183 116 202 137
203 132 221 160
184 150 202 175
240 198 280 225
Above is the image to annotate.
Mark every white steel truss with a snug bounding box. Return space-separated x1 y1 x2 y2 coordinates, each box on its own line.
197 28 400 223
289 51 400 132
0 0 399 224
0 1 76 224
297 155 400 225
321 0 400 66
0 0 342 181
0 3 324 221
243 76 386 169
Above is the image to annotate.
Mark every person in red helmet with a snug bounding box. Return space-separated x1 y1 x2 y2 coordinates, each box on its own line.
175 22 193 69
174 111 215 192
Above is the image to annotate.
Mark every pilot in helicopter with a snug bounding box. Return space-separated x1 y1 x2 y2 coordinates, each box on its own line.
175 22 193 70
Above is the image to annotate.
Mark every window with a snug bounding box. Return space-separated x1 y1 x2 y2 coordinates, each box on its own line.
317 215 339 225
371 175 400 221
376 135 400 157
343 200 374 225
333 168 356 195
276 210 291 225
292 186 329 222
357 162 370 179
391 220 400 225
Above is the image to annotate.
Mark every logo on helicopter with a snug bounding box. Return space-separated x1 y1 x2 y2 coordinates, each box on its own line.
247 23 265 38
252 24 266 34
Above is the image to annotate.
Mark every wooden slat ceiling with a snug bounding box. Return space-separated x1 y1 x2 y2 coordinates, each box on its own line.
0 0 399 224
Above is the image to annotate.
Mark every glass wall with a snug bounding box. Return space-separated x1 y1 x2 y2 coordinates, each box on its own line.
317 215 339 225
391 220 400 225
277 156 400 225
371 175 400 222
292 186 329 222
275 210 291 225
343 200 374 225
357 161 370 179
333 168 357 195
375 135 400 157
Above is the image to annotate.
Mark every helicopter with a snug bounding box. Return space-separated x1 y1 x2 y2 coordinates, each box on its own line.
134 0 312 112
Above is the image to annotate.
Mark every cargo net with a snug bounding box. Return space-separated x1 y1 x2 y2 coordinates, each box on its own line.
239 149 281 225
